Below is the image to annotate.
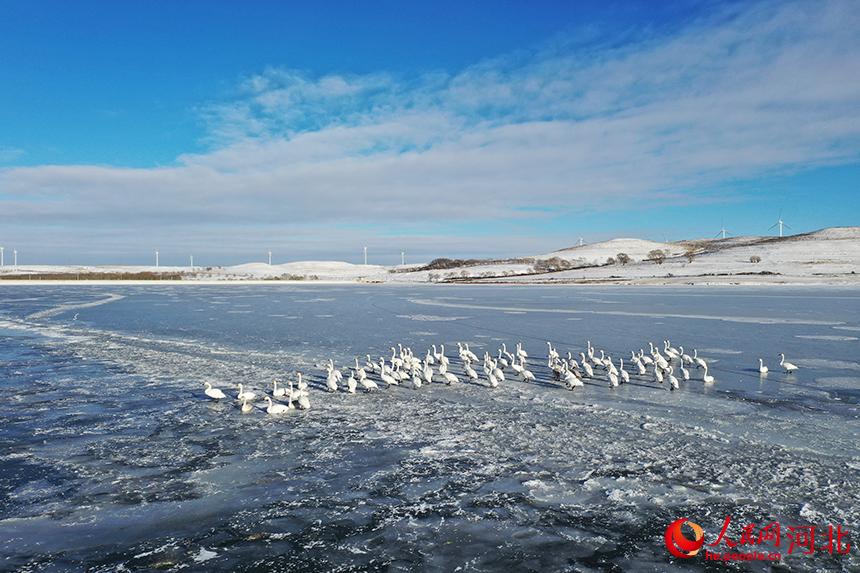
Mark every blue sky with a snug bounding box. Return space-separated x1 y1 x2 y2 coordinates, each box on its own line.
1 0 858 265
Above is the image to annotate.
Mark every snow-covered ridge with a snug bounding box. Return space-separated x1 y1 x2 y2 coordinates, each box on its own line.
1 227 858 285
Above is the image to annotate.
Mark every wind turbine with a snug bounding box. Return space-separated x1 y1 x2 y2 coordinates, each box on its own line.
155 250 159 268
578 237 584 247
0 246 4 268
363 246 367 265
13 249 17 269
769 211 791 238
268 250 272 265
401 250 405 265
715 220 730 239
189 255 194 270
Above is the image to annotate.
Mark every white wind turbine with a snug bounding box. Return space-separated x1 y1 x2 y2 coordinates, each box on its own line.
769 211 791 238
363 246 368 265
268 250 272 265
0 246 4 268
715 220 730 239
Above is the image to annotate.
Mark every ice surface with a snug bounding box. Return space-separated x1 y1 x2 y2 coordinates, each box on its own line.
0 285 857 572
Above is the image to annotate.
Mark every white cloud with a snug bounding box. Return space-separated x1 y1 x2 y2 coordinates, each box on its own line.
1 0 859 261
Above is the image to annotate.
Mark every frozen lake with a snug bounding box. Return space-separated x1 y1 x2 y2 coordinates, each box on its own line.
0 285 858 571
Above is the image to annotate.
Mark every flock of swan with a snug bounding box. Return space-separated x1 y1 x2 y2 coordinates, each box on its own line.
202 339 801 416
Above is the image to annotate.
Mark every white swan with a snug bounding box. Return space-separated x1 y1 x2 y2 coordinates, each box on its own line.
779 353 798 373
379 359 399 386
702 364 715 384
618 359 630 384
497 349 509 369
297 372 308 392
680 365 690 381
667 367 679 390
520 361 536 382
693 349 707 370
354 358 367 381
563 367 583 389
326 366 339 392
204 382 226 400
237 383 256 402
241 398 254 413
360 375 379 392
579 354 593 378
608 370 619 388
265 396 291 415
492 361 505 382
442 371 459 385
758 358 769 375
296 392 310 410
346 372 358 394
464 362 478 381
272 380 286 398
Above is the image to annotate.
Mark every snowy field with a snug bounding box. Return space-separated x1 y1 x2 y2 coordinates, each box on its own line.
2 227 858 286
0 285 858 571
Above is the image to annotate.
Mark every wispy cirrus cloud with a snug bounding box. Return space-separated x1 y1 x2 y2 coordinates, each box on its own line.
1 0 858 262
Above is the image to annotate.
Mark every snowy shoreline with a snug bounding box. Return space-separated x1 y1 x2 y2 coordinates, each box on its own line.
2 226 858 287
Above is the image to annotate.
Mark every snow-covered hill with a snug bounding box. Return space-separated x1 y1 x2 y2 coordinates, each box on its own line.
1 227 858 285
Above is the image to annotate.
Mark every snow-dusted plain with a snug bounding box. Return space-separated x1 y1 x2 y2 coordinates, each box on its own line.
2 227 858 286
0 285 858 571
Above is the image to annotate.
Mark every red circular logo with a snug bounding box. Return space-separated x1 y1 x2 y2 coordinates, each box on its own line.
665 518 705 558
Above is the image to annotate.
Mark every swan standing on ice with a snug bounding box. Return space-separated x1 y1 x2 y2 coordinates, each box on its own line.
265 396 292 415
667 367 679 390
379 359 399 387
579 353 593 378
354 358 368 382
272 380 286 397
237 384 256 402
779 353 798 373
442 371 459 385
563 366 583 389
497 349 509 369
608 369 619 388
618 358 630 384
325 365 339 392
296 391 310 410
519 359 536 383
758 358 769 375
346 372 358 393
241 398 254 413
464 362 478 381
360 374 379 392
702 364 715 384
680 364 690 381
204 382 227 400
693 349 707 370
492 360 505 382
297 373 308 392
